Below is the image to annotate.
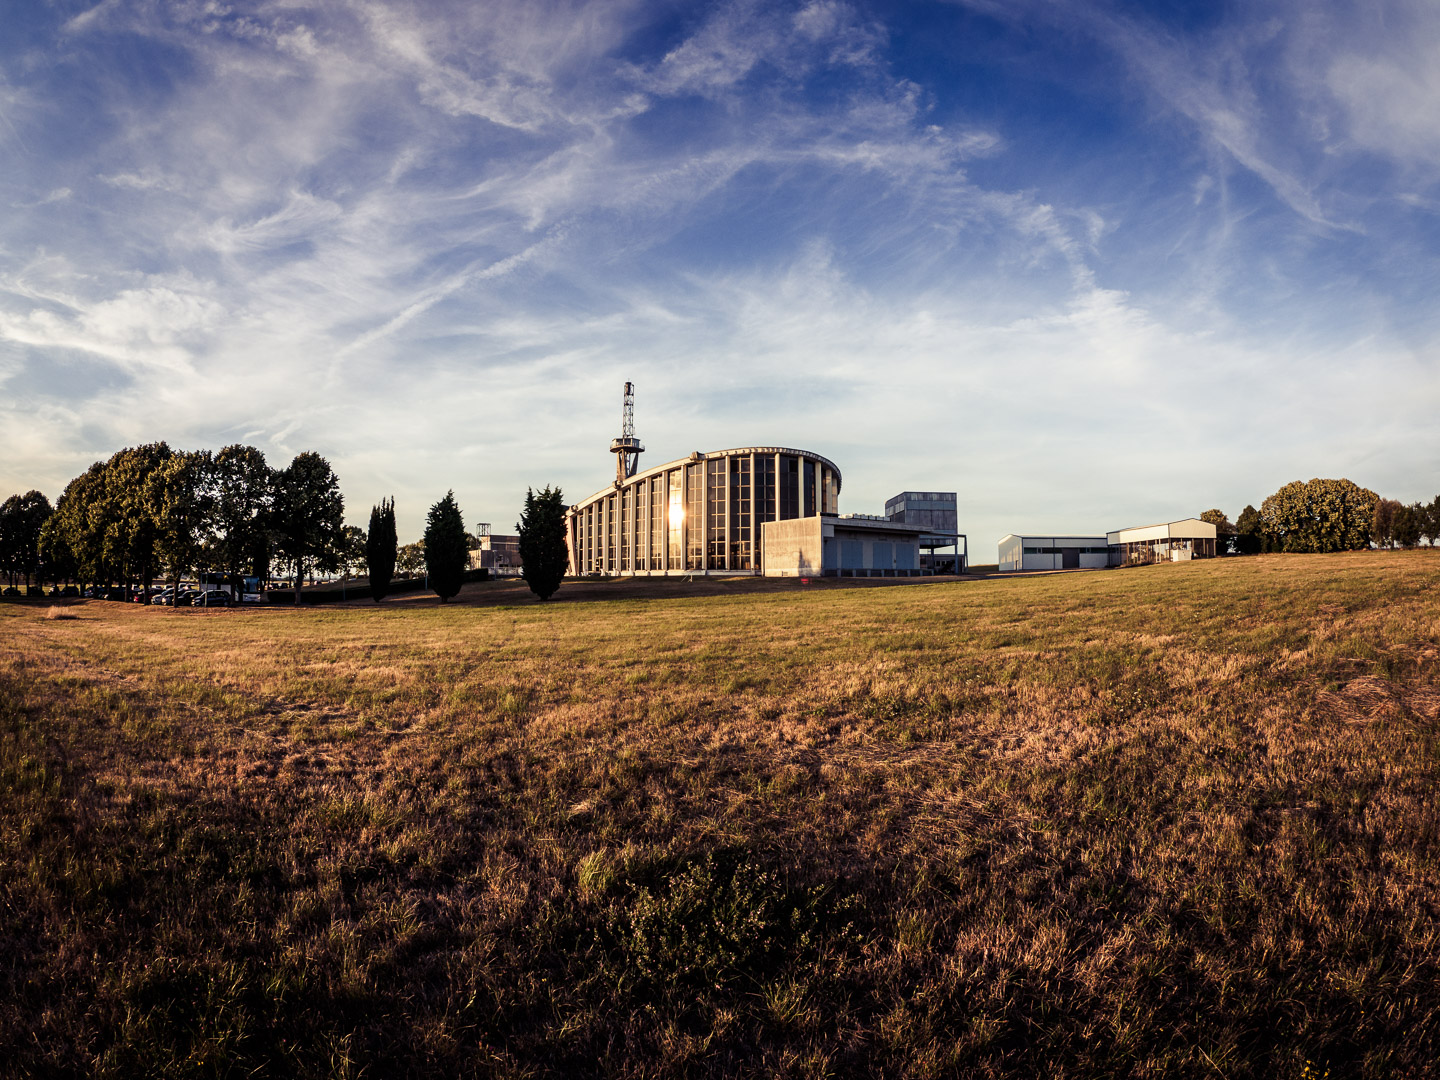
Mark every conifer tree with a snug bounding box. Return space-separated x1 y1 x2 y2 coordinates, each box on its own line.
366 497 397 602
423 491 468 602
517 486 568 601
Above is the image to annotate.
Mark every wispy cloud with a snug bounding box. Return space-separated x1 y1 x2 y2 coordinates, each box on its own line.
0 0 1435 546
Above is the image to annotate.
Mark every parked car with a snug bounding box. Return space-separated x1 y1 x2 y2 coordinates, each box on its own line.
151 587 177 605
193 590 232 608
175 590 204 607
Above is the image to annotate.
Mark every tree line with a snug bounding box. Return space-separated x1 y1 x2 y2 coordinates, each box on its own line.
1 445 571 604
1200 478 1440 554
3 443 348 603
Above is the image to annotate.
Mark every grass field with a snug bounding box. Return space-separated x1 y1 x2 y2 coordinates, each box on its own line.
3 552 1439 1078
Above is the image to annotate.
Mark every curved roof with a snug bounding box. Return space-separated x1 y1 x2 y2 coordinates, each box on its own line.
571 446 842 511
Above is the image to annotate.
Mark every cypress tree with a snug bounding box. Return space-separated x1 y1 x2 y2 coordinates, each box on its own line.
366 497 397 602
423 491 468 602
517 486 568 601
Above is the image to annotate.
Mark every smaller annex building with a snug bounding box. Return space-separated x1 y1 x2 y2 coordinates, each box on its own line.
998 518 1217 572
467 526 522 575
885 491 967 573
762 514 929 577
1108 518 1217 564
998 535 1111 573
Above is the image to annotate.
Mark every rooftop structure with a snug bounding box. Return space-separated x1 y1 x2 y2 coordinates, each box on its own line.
609 381 644 484
468 525 522 574
886 490 966 573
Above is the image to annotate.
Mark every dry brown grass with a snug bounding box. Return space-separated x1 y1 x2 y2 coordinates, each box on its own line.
2 551 1439 1078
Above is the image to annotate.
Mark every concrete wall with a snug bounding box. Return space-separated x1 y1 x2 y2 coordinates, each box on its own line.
761 517 824 577
998 535 1022 572
763 518 923 576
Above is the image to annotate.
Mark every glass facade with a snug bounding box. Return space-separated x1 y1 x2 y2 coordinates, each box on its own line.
667 470 683 570
568 448 840 576
619 485 632 571
707 458 728 568
650 476 664 571
685 463 704 570
730 455 751 570
606 494 616 571
779 455 799 520
756 455 775 522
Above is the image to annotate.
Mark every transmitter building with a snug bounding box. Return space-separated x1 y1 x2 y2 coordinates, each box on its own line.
566 385 951 578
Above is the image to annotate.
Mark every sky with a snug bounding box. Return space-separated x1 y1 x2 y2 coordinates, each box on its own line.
2 0 1438 552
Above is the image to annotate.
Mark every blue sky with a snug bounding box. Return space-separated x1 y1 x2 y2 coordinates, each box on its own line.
3 0 1438 551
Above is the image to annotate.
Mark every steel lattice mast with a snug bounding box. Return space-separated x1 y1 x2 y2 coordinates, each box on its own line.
610 381 644 483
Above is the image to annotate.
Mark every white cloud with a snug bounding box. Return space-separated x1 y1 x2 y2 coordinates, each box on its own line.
2 0 1435 544
1327 41 1440 167
201 190 345 254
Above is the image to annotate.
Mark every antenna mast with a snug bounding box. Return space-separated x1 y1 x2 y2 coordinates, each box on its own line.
610 381 644 484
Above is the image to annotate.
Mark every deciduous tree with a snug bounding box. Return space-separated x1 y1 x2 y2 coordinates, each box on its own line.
1371 498 1401 549
1199 508 1235 554
37 512 76 587
423 491 468 602
1259 478 1377 553
103 443 174 590
214 445 275 585
517 486 567 601
1394 503 1423 549
339 525 366 578
1235 505 1262 555
273 452 345 606
397 540 426 577
0 490 52 587
49 464 110 587
366 498 397 602
147 451 217 604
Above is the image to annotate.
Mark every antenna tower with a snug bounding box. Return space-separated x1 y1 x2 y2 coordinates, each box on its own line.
610 381 644 483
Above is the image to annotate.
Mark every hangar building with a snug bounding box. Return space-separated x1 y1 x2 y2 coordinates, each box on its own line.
997 518 1218 572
